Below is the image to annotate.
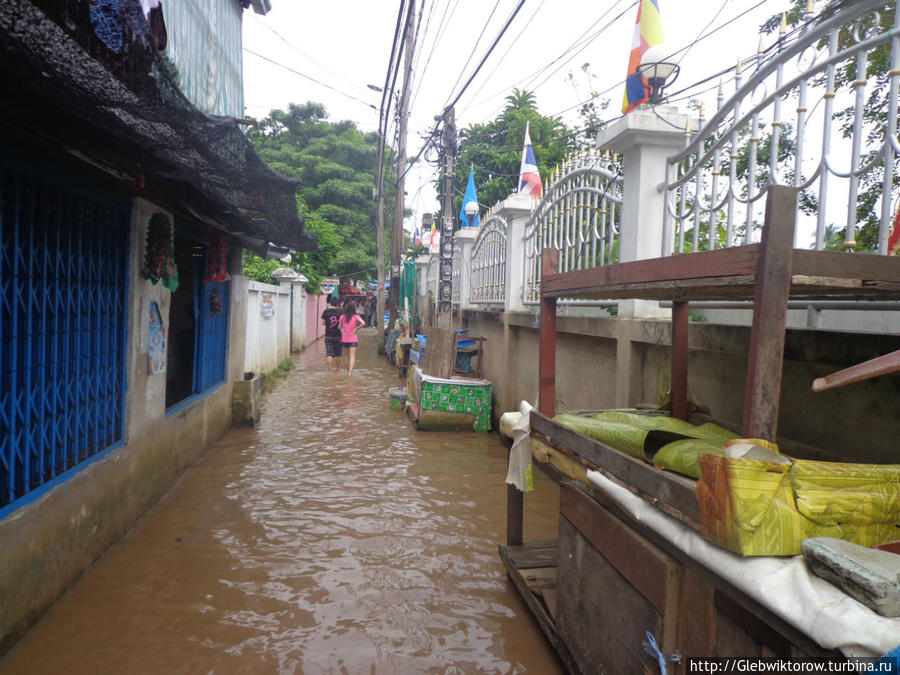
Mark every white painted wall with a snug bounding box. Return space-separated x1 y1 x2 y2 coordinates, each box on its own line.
243 281 292 375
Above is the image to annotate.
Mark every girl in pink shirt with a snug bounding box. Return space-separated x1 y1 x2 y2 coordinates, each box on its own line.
338 301 366 376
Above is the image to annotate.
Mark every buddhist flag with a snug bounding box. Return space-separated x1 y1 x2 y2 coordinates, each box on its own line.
517 122 543 198
622 0 664 114
428 220 437 248
459 168 481 228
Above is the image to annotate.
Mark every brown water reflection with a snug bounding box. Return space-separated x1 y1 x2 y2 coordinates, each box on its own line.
1 329 562 674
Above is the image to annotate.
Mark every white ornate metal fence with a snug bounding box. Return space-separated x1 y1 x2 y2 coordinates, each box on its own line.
450 240 462 305
663 0 900 255
523 151 623 305
470 213 508 306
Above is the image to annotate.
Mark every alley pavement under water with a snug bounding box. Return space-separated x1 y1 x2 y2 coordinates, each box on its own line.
1 329 563 674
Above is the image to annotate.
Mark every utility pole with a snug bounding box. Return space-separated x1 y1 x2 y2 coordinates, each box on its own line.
389 0 415 333
375 127 386 350
438 105 456 316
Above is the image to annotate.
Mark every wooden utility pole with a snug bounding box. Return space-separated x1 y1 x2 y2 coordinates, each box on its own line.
389 0 415 332
437 105 456 314
375 127 386 345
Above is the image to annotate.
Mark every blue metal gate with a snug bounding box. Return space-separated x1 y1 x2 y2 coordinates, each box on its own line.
0 166 129 511
196 278 229 392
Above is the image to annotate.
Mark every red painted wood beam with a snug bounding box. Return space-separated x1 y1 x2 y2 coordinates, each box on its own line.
540 245 760 297
539 248 558 418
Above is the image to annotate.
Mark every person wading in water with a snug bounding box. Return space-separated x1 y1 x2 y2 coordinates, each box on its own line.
338 300 366 376
321 296 343 374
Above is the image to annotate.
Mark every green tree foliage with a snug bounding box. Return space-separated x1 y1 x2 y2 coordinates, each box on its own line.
242 197 340 294
452 89 575 219
763 1 898 251
246 102 386 281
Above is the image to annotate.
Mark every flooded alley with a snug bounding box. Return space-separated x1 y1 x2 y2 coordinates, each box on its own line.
0 329 563 674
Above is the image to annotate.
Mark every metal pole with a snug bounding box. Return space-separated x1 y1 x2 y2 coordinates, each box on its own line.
390 1 415 331
375 129 386 339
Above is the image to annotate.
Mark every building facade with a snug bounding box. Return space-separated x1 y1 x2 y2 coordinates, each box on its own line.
0 0 311 652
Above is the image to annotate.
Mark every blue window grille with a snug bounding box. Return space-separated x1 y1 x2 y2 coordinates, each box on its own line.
196 278 229 392
0 167 129 510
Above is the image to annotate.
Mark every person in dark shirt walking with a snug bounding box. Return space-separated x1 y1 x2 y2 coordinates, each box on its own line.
321 296 343 374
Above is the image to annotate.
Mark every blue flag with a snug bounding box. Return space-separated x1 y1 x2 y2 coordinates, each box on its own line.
459 168 481 228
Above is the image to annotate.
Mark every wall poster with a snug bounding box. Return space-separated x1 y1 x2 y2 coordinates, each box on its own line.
148 300 167 374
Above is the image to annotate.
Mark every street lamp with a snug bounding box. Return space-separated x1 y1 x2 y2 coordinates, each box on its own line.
637 44 680 105
464 200 479 228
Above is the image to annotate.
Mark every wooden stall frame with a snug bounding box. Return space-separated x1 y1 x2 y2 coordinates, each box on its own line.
501 185 900 669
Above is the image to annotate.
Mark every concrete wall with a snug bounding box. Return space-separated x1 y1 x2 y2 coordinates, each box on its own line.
0 200 248 653
305 294 328 347
462 309 900 465
243 281 291 375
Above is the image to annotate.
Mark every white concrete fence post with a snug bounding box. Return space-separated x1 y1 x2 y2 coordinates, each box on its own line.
291 274 308 350
596 105 693 319
455 227 477 309
493 192 534 313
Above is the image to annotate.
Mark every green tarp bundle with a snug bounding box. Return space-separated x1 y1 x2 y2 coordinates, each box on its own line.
553 410 738 479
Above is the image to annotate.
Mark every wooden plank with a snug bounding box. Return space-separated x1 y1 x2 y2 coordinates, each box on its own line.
582 482 838 658
560 482 681 616
507 482 524 546
715 591 793 658
498 543 580 675
556 516 661 674
504 538 558 569
537 588 558 619
531 411 700 523
676 567 717 659
521 566 557 590
420 327 456 379
671 301 689 421
742 186 798 440
541 245 760 297
792 248 900 284
543 274 760 301
539 248 558 418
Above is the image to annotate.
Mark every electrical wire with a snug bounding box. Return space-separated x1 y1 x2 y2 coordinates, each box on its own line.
443 0 503 110
457 0 547 118
245 14 373 101
409 0 459 114
397 0 528 188
469 0 636 118
244 49 378 113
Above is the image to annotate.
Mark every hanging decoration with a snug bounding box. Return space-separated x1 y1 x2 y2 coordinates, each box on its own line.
140 0 168 50
203 236 232 283
90 0 125 53
209 289 223 317
142 212 179 292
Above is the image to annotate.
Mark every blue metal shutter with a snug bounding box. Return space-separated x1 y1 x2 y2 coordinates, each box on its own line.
0 167 128 510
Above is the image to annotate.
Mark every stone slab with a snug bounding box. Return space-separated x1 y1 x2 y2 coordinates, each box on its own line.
802 536 900 617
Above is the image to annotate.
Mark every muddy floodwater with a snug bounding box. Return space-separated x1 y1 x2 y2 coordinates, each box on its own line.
1 329 563 674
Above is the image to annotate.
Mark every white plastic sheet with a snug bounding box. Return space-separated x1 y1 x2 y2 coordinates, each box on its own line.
505 401 534 492
585 469 900 658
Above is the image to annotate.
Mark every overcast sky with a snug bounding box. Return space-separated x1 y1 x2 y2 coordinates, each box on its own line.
242 0 791 228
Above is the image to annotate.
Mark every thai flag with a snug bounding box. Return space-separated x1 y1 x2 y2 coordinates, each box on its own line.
414 226 422 246
518 122 542 198
622 0 664 114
